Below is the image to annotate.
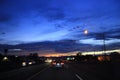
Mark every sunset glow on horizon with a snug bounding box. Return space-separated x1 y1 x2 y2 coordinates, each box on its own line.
8 49 120 57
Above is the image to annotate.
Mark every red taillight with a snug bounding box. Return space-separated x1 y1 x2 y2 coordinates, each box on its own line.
52 62 56 65
61 62 64 65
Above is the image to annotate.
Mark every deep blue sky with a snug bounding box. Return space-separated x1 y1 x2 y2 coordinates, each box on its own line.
0 0 120 53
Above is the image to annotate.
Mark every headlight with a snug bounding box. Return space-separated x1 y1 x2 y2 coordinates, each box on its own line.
22 62 26 66
28 62 32 65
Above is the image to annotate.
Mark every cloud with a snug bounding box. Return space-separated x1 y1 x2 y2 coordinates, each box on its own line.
88 26 120 40
68 23 120 41
0 40 120 54
0 0 6 6
36 6 66 21
0 0 66 27
0 0 120 51
0 14 11 22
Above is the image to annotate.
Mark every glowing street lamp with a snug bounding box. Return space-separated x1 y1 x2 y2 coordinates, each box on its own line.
3 57 8 61
84 30 88 35
83 30 96 55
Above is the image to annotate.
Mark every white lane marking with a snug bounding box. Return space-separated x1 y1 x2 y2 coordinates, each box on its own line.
27 66 50 80
75 74 83 80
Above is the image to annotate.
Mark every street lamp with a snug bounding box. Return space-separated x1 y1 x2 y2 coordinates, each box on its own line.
83 29 90 55
83 30 107 58
84 30 88 35
83 30 96 56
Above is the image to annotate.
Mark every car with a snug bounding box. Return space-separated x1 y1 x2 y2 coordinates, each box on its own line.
51 60 64 68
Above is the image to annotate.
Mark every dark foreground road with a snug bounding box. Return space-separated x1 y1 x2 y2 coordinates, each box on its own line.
29 66 79 80
28 62 113 80
0 62 116 80
0 63 50 80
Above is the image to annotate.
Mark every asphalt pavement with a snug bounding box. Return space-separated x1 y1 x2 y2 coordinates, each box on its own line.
0 62 115 80
27 62 114 80
28 66 80 80
0 63 50 80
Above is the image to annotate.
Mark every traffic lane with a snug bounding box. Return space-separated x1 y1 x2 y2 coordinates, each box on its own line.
0 63 50 80
67 63 101 80
30 65 80 80
67 62 113 80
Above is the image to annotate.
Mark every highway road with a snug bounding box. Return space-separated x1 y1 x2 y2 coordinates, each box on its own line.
28 66 80 80
27 62 113 80
0 62 114 80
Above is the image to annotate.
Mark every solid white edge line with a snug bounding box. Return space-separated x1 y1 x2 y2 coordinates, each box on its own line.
75 74 83 80
27 66 50 80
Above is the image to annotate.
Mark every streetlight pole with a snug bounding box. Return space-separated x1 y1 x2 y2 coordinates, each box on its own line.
93 45 95 56
83 31 107 58
83 29 89 55
103 34 106 54
0 32 7 55
103 33 107 60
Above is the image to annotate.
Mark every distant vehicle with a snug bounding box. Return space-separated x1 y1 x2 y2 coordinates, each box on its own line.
51 60 64 68
22 60 36 66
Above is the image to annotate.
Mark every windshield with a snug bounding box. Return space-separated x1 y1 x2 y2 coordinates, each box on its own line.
0 0 120 80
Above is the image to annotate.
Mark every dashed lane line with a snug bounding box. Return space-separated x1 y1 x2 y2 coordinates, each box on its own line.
27 66 50 80
75 74 84 80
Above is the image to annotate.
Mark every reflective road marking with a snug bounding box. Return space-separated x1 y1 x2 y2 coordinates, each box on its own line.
27 66 50 80
75 74 83 80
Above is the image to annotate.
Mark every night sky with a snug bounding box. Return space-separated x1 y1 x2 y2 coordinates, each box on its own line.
0 0 120 54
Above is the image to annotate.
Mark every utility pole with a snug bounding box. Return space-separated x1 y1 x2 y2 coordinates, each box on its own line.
103 33 106 54
103 33 107 61
0 32 6 55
